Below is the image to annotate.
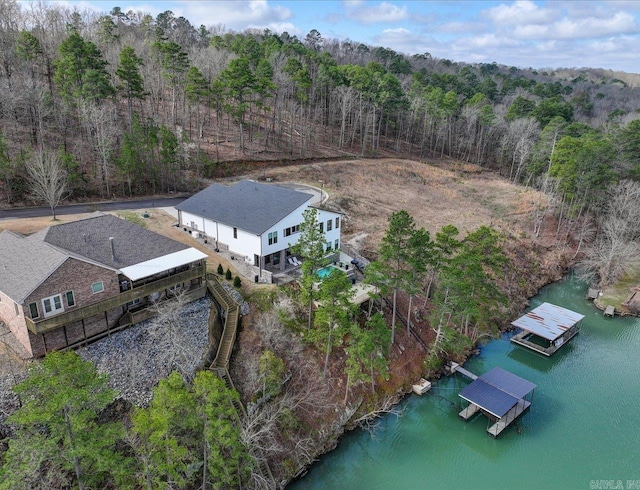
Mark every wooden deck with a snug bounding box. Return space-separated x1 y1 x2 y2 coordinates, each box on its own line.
487 399 531 437
459 403 481 420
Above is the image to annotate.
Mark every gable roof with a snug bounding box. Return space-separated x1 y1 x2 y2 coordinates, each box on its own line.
511 302 585 341
176 180 313 235
36 213 189 269
459 367 536 419
0 230 68 303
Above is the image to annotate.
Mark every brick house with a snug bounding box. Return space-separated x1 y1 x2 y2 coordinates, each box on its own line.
0 213 207 358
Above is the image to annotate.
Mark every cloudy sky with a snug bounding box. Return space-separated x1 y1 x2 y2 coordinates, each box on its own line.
36 0 640 73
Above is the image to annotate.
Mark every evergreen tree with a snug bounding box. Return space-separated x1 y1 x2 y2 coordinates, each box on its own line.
131 372 200 489
131 371 250 489
54 31 114 103
344 312 391 400
192 371 251 489
378 210 416 343
290 207 327 330
437 226 508 341
1 352 130 489
116 46 146 128
312 268 355 377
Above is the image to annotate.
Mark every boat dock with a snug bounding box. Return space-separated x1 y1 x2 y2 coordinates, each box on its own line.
510 302 584 356
487 399 531 437
453 365 536 438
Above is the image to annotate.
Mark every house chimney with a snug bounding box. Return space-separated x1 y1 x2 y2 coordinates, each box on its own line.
109 237 116 262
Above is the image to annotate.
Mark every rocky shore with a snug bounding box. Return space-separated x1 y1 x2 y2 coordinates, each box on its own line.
77 297 212 407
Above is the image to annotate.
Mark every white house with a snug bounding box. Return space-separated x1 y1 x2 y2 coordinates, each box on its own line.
175 180 342 279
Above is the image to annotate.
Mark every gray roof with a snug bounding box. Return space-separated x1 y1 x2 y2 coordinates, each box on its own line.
511 302 585 341
0 231 68 303
176 180 313 235
37 213 189 269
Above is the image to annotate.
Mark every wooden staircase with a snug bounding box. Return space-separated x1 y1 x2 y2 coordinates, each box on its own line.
205 274 276 489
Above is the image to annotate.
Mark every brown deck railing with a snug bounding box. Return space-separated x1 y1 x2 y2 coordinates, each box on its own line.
25 264 206 335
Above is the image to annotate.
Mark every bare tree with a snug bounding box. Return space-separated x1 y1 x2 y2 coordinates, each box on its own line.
146 290 206 381
577 180 640 287
237 300 338 483
26 146 67 219
78 100 118 198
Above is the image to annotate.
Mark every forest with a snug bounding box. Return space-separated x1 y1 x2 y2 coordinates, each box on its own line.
1 0 640 215
3 1 640 488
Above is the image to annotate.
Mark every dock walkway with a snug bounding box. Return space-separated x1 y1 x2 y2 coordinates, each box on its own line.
451 362 478 380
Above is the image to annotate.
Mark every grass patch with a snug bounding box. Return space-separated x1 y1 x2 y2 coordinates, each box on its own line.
118 211 147 228
599 271 640 307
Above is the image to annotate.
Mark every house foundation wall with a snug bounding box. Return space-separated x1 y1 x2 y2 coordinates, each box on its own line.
0 291 32 357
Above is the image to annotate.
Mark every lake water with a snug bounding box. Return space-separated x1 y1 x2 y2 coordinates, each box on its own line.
290 275 640 490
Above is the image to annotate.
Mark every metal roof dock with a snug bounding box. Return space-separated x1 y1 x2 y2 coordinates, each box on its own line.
454 365 537 438
510 302 584 356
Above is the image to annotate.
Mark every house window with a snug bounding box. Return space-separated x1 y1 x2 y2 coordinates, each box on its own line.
284 225 300 237
335 239 339 250
233 227 238 239
327 219 332 231
65 291 75 307
268 231 278 245
42 294 64 317
28 302 39 319
335 217 340 229
326 242 332 252
126 298 141 310
91 281 104 294
319 222 324 233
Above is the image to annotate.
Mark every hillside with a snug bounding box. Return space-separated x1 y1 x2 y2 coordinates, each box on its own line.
1 1 640 216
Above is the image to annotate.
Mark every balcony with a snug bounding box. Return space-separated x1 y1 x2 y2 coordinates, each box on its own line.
25 265 206 335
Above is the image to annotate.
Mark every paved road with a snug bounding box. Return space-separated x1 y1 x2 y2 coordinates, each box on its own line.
0 196 190 220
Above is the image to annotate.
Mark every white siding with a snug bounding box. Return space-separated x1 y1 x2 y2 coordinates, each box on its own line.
219 223 261 260
261 202 308 256
179 206 342 260
317 209 342 252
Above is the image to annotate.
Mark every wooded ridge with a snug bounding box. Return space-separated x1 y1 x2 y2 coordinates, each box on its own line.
1 1 640 214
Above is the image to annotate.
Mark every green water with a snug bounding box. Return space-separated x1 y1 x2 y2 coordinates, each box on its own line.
290 275 640 489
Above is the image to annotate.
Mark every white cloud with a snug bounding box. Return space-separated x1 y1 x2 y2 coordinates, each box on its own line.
486 0 556 26
433 21 486 35
346 1 408 24
177 1 292 30
461 33 520 49
483 1 640 41
552 11 639 39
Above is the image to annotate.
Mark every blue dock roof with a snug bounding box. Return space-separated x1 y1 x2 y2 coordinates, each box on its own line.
459 367 536 419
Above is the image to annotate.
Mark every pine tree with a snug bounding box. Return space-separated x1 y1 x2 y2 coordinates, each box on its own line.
2 352 129 489
116 46 146 128
290 208 328 330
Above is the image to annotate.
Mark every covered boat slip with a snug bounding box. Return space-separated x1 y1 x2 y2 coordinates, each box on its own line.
457 366 536 438
510 302 584 356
